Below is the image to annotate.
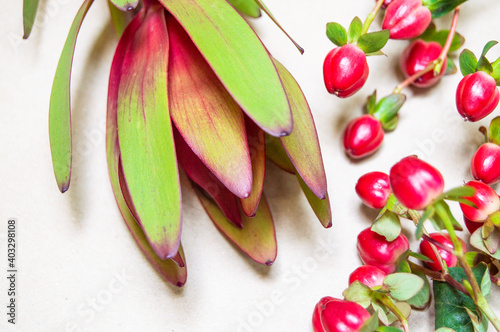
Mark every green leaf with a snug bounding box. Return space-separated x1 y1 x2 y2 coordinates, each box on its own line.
445 57 458 75
117 5 181 259
105 14 187 287
326 22 347 46
416 206 434 239
428 30 465 52
470 227 500 259
431 200 463 233
481 41 498 59
385 194 408 216
406 271 431 309
371 210 401 242
226 0 261 18
459 49 478 76
347 16 363 43
366 90 377 114
384 273 425 301
444 186 475 198
265 134 296 173
491 58 500 85
158 0 292 137
377 327 404 332
273 58 328 200
434 265 489 332
109 0 139 11
365 50 386 56
488 116 500 145
167 16 252 199
297 175 332 228
343 281 373 308
372 93 406 125
409 251 434 263
359 312 380 332
422 0 468 18
49 0 94 193
419 21 437 41
195 187 277 265
357 30 390 54
381 115 398 132
108 0 134 38
23 0 40 39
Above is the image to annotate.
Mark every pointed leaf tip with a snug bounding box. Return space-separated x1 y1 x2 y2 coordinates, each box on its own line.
23 0 40 39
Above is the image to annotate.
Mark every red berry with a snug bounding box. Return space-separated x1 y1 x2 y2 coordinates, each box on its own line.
349 265 387 288
399 40 446 88
459 180 500 222
357 227 409 274
312 297 371 332
382 0 431 40
456 71 500 122
389 156 444 210
323 44 369 98
471 142 500 185
355 172 391 209
464 215 483 234
343 115 384 159
419 233 466 271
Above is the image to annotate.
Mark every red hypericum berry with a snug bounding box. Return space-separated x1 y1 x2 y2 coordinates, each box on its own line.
382 0 431 40
399 40 446 88
389 156 445 210
419 233 466 271
471 142 500 185
456 71 500 122
312 297 371 332
459 180 500 222
349 265 387 288
357 227 409 274
323 44 369 98
464 215 483 234
343 115 384 159
355 172 391 209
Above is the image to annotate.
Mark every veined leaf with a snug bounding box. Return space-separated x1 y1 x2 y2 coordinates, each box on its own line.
23 0 40 39
174 127 242 228
265 134 295 174
109 0 139 11
227 0 261 18
273 58 327 199
117 4 181 259
158 0 292 137
195 186 277 265
241 118 266 217
106 14 186 286
167 16 252 199
49 0 94 193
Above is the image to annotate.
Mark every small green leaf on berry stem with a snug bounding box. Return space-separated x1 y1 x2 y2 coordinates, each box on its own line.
377 327 404 332
360 312 380 332
366 90 377 114
459 49 477 76
326 22 347 46
357 30 390 54
423 0 468 18
371 210 401 242
488 116 500 145
481 40 498 58
383 273 425 301
372 93 406 125
445 57 458 75
443 186 475 198
381 115 398 132
347 16 363 43
428 30 465 52
419 21 437 41
409 251 434 263
416 206 434 240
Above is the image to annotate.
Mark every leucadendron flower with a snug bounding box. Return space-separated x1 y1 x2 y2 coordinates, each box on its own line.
34 0 331 286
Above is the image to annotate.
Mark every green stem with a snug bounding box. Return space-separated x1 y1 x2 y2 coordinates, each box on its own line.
393 6 460 93
375 294 410 332
476 292 500 332
361 0 385 35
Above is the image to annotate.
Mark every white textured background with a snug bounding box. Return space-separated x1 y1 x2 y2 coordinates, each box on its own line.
1 0 500 331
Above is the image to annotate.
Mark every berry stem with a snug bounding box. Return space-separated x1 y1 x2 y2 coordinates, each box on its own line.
393 6 461 93
361 0 385 35
409 261 469 296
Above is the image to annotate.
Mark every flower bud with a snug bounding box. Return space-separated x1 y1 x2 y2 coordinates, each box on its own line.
349 265 387 288
419 233 466 271
382 0 431 40
355 171 391 209
456 71 500 122
389 156 444 210
323 44 369 98
459 180 500 222
471 143 500 185
343 115 384 159
313 297 371 332
399 40 446 88
357 227 409 274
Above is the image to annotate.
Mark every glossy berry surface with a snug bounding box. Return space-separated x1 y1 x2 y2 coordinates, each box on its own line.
399 40 446 88
382 0 432 40
312 297 371 332
459 180 500 222
419 233 466 271
357 227 409 274
471 142 500 185
348 265 387 288
343 115 384 159
456 71 500 122
355 171 391 209
323 44 369 98
389 156 444 210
